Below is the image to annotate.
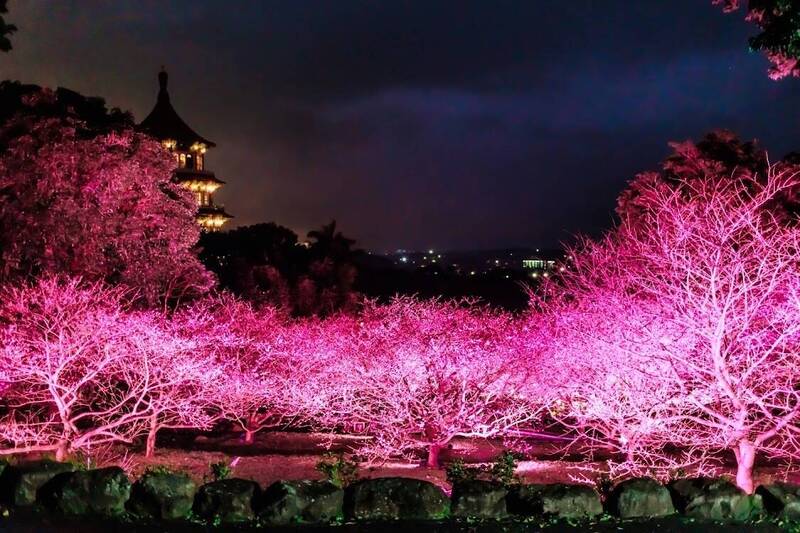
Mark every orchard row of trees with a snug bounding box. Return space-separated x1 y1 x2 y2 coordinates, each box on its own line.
1 80 800 497
1 139 799 494
0 280 538 467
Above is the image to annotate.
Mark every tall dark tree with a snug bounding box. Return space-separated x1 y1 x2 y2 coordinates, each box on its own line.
307 220 356 261
0 0 15 52
715 0 800 79
200 222 361 316
200 222 304 307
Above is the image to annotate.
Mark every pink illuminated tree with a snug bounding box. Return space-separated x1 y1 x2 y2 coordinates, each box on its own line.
0 276 227 460
0 99 214 306
714 0 800 80
130 311 226 457
0 277 154 459
176 295 289 444
546 163 800 493
314 298 541 467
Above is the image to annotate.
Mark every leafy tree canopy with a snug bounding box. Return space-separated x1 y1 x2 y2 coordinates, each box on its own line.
715 0 800 79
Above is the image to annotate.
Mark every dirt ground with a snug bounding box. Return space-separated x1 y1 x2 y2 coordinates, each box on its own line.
123 431 800 491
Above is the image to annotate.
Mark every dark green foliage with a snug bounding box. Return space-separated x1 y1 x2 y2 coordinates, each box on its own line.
490 451 520 486
747 2 800 61
717 0 800 79
446 459 478 485
445 452 520 487
208 461 231 482
199 221 361 316
315 453 359 489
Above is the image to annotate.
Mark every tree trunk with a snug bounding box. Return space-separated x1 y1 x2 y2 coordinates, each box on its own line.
243 413 257 444
735 439 756 494
145 416 158 458
427 443 442 468
55 439 68 462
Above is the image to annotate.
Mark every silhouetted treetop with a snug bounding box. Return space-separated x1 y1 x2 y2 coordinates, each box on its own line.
714 0 800 79
0 82 133 151
0 0 14 52
617 129 800 226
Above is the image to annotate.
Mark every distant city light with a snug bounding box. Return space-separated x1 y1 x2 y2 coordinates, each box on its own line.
428 249 434 254
400 256 408 263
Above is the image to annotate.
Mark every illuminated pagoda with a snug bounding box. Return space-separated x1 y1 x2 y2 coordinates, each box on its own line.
139 69 233 231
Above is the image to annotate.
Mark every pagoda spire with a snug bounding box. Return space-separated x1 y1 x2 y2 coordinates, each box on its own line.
157 66 170 103
138 69 232 231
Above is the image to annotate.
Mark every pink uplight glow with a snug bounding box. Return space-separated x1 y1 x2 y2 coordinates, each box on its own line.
1 120 799 495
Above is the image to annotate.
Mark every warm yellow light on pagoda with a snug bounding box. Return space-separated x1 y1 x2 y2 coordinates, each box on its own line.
182 180 221 194
162 139 177 150
190 142 207 154
198 214 229 231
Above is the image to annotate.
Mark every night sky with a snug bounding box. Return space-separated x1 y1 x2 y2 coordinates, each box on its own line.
2 1 799 251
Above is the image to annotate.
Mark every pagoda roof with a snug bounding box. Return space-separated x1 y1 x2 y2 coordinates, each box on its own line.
198 204 234 219
175 168 226 185
139 69 215 148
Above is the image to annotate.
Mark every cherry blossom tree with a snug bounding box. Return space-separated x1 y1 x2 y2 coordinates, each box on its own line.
0 98 214 306
0 277 155 459
175 295 289 444
546 164 800 493
130 311 226 457
0 276 229 460
535 286 712 480
314 298 541 467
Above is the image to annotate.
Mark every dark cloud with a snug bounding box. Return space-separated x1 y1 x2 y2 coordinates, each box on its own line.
2 0 798 250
